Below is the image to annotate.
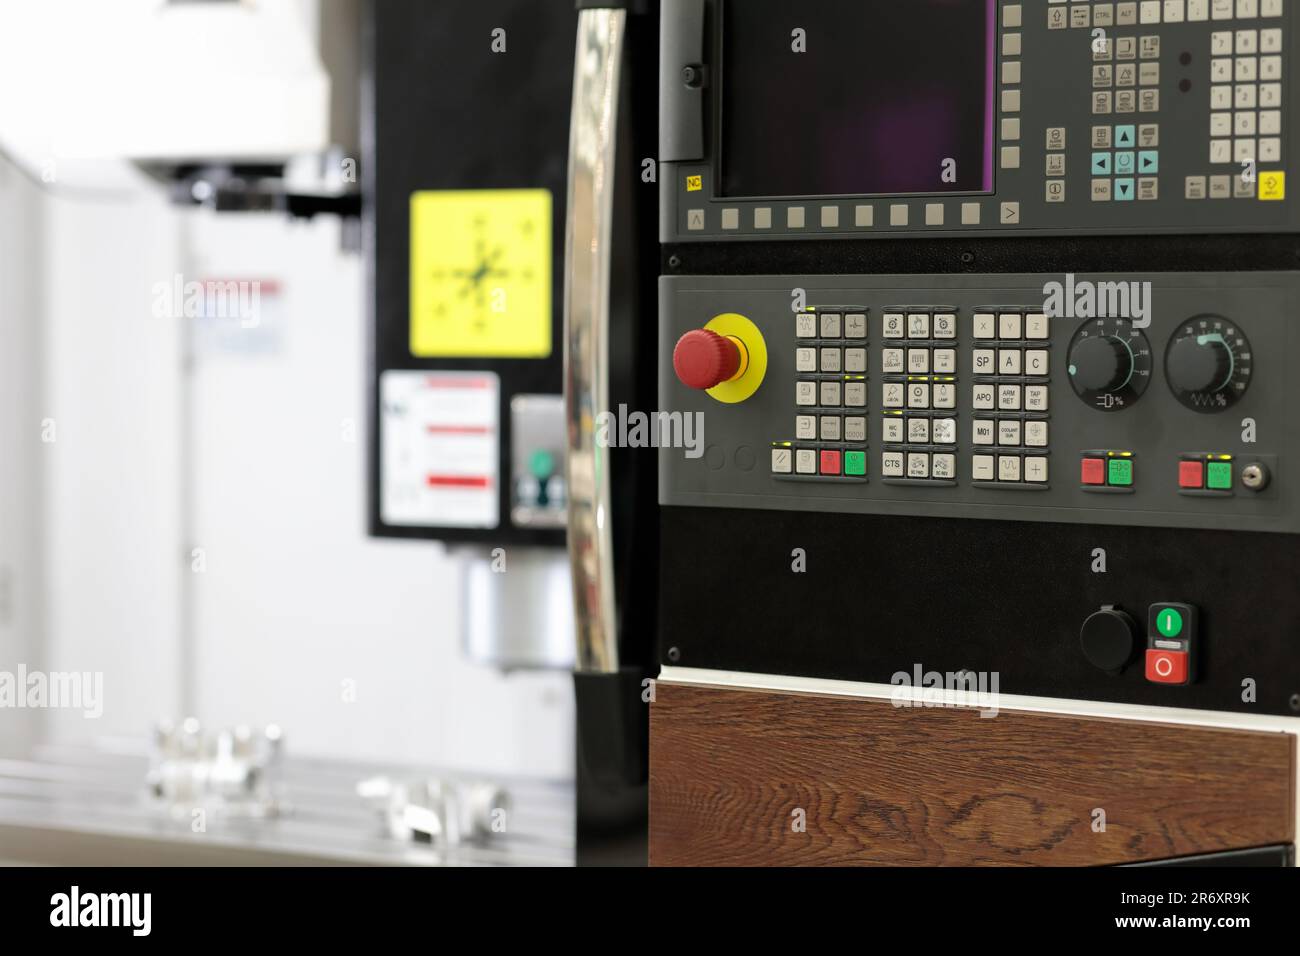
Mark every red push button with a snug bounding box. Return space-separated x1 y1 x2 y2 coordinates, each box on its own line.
673 329 743 390
819 450 841 475
1145 648 1189 685
1178 459 1204 489
1081 457 1106 485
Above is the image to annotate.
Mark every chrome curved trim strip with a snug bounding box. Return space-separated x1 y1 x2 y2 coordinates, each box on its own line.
563 9 625 674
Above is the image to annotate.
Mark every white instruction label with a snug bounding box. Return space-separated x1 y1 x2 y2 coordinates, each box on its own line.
380 370 499 528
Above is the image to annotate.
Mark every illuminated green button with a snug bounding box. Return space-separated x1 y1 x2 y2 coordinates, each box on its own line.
1206 460 1233 490
844 450 866 476
529 449 556 480
1156 606 1183 638
1107 458 1133 486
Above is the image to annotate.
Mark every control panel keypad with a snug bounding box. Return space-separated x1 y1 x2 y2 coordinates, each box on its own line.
1207 26 1284 175
880 309 961 486
1179 2 1288 200
778 310 870 481
672 273 1290 538
1091 123 1161 202
970 309 1052 489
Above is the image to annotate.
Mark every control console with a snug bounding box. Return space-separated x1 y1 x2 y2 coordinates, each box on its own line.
661 272 1294 534
656 0 1300 716
661 0 1299 240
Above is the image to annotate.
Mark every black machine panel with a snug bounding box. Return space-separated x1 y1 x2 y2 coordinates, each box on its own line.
659 505 1300 716
657 0 1300 717
367 0 574 545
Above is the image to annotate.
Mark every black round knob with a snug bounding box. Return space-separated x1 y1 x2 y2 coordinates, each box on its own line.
1070 336 1132 392
1080 606 1138 673
1166 333 1231 394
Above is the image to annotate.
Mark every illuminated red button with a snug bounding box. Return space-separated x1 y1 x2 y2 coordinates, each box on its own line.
1081 457 1106 485
820 450 841 475
1178 459 1204 489
1145 649 1189 685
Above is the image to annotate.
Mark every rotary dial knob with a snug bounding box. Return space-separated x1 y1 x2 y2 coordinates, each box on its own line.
1067 317 1152 411
1070 335 1132 392
1165 316 1252 412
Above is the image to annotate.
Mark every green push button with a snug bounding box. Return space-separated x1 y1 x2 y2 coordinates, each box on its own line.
1107 458 1133 486
1206 460 1233 490
845 450 866 476
529 449 556 481
1156 606 1183 638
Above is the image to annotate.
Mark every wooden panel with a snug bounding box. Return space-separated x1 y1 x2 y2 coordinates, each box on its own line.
649 682 1296 866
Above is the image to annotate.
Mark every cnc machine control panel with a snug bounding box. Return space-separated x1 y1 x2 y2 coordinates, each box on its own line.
661 272 1294 534
661 0 1299 240
657 0 1300 715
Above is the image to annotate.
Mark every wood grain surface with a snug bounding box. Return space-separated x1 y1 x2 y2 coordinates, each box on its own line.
649 682 1295 866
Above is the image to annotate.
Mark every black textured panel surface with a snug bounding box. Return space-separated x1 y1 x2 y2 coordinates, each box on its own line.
659 505 1300 716
366 0 573 545
663 234 1300 278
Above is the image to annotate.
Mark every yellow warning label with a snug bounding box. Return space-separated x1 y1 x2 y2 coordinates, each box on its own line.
685 174 703 192
1258 171 1285 201
409 189 551 358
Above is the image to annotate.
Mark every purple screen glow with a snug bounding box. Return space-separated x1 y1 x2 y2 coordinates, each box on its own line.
719 0 995 198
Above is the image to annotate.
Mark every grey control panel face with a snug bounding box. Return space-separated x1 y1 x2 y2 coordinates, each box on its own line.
659 273 1296 533
661 0 1298 241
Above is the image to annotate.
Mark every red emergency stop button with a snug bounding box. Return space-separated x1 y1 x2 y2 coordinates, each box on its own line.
1178 459 1204 489
1145 649 1189 685
1080 457 1106 485
673 329 744 390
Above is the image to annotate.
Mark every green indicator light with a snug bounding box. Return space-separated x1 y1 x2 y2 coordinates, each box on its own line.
1206 460 1233 489
529 449 555 481
1108 458 1133 486
1156 607 1184 638
844 451 866 476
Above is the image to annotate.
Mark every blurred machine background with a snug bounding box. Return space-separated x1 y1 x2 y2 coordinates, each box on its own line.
0 0 607 863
